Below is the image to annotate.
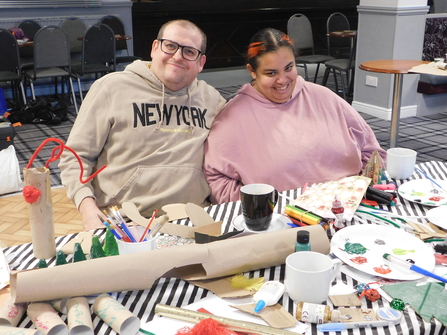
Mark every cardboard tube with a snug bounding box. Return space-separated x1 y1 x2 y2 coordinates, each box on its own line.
50 298 70 315
23 167 56 259
11 226 329 303
67 297 93 335
27 302 68 335
0 326 42 335
93 294 140 334
0 295 26 326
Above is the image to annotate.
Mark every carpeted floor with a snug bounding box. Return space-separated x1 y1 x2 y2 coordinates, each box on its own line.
4 77 447 192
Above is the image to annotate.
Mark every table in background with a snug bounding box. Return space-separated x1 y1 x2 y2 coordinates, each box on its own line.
4 160 447 334
359 60 429 148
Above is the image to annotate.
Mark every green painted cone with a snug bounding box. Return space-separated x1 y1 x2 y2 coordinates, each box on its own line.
103 229 119 256
55 250 68 265
73 242 87 262
37 259 48 268
91 235 106 258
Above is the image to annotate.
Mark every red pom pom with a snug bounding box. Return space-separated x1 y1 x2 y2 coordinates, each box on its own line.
176 318 238 335
22 186 41 204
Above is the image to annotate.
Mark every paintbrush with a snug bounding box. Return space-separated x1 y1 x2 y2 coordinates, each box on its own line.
140 209 158 242
383 253 447 283
415 167 447 194
149 214 169 238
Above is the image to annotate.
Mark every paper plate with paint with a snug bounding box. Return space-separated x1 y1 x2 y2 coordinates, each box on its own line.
331 225 435 280
426 206 447 230
398 179 447 206
232 213 291 234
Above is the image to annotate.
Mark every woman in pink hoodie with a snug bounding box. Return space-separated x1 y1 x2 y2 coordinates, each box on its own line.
203 28 385 204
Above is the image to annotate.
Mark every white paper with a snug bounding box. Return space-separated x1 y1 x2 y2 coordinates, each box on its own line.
141 295 309 334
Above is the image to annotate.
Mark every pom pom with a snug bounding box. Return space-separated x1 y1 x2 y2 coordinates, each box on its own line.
229 274 264 292
176 318 238 335
22 186 41 204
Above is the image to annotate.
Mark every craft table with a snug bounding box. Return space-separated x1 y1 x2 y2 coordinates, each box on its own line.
359 60 429 148
3 160 447 335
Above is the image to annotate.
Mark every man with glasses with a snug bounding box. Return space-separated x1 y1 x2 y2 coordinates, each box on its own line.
59 20 226 231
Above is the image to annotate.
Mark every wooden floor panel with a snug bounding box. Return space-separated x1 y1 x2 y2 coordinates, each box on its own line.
0 188 83 247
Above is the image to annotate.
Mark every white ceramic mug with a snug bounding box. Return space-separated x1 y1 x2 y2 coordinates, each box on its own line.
386 148 417 179
284 251 342 304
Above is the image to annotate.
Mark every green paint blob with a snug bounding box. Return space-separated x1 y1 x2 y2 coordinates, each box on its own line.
392 248 415 255
55 250 68 265
90 235 106 259
411 191 426 196
73 242 87 262
341 239 368 255
103 230 119 256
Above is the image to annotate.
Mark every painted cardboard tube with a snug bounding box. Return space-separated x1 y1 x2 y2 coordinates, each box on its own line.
67 297 94 335
93 294 140 334
0 326 42 335
23 167 56 259
11 225 329 303
27 302 68 335
0 295 26 326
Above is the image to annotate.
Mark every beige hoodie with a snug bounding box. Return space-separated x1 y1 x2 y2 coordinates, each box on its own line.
59 60 226 217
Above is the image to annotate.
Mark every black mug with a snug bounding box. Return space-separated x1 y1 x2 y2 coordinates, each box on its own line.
240 184 279 231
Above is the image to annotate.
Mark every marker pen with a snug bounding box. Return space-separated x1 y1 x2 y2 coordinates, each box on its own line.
317 307 402 332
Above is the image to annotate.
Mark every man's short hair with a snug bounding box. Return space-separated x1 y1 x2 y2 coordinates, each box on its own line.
157 19 207 54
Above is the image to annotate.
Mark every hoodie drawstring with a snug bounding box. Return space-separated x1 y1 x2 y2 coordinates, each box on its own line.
155 83 166 131
155 83 195 135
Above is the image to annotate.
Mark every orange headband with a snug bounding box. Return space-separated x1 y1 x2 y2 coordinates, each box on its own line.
247 42 265 59
247 34 294 59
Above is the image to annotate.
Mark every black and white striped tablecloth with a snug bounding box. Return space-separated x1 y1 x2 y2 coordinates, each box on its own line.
4 161 447 335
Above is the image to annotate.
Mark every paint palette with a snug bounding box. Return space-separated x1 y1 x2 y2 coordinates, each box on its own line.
398 179 447 206
426 206 447 230
331 225 435 280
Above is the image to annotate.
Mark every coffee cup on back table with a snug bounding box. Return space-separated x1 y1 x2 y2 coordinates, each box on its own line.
240 183 278 231
386 148 417 180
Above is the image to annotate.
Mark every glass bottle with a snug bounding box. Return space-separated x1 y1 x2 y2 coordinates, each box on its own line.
295 230 311 252
331 195 345 231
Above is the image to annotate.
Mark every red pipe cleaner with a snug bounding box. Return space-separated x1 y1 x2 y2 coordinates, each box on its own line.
25 137 107 184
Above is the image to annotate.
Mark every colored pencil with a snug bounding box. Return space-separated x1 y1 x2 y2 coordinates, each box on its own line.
140 209 158 242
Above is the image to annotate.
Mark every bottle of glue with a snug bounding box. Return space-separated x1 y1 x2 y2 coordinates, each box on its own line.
331 195 345 231
253 281 285 313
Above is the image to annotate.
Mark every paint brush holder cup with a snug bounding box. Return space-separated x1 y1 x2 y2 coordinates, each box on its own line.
115 226 156 255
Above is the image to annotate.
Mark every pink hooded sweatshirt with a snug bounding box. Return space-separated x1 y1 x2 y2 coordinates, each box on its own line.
203 76 386 204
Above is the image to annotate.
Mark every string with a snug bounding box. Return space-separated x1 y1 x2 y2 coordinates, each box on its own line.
25 137 107 184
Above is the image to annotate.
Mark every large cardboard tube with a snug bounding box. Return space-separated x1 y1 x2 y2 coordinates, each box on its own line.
11 226 329 303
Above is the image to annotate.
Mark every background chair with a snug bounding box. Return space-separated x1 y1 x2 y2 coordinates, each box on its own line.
287 13 334 83
71 23 116 102
60 17 86 61
321 35 357 100
326 12 351 59
99 15 142 65
17 20 41 69
23 26 78 113
0 28 26 108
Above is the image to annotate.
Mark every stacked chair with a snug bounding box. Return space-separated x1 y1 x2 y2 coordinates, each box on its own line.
0 28 27 108
71 23 116 103
23 26 78 113
287 13 334 83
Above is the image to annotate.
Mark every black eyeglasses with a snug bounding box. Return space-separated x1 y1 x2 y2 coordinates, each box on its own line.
158 39 202 61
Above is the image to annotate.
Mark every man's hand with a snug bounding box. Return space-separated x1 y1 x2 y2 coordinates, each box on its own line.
79 197 106 231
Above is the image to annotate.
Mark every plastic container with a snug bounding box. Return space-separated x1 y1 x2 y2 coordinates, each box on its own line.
296 302 343 324
253 281 285 313
295 230 311 251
